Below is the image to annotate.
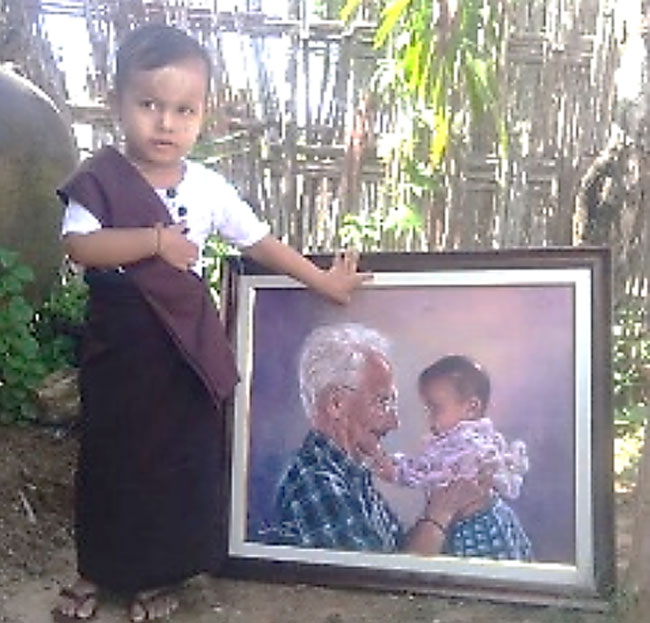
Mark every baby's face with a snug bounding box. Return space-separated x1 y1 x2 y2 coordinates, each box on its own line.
420 377 475 435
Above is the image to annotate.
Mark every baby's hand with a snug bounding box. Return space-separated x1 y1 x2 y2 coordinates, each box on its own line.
356 434 396 482
320 248 372 304
158 222 199 271
370 451 398 483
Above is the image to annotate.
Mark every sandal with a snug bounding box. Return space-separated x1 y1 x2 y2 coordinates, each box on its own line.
51 585 98 622
129 587 179 622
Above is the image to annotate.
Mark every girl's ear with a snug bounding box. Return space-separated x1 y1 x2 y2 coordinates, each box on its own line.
107 89 120 115
467 397 482 417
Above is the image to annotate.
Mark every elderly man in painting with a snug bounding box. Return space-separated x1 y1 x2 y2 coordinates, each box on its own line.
272 322 485 555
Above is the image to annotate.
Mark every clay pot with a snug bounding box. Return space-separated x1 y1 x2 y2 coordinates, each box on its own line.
0 66 78 301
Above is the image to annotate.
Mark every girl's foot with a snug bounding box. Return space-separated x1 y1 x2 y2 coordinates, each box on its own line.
129 587 179 622
52 577 99 621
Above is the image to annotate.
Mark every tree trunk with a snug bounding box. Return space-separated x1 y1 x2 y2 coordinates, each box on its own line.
626 424 650 621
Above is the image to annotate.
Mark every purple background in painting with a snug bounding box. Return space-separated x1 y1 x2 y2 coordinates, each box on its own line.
244 284 576 564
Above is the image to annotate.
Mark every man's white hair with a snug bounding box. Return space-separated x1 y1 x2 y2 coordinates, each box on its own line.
299 323 390 419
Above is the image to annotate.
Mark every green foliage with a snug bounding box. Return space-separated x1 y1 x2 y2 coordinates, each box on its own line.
0 248 46 423
612 302 650 435
203 234 237 297
343 0 507 168
0 250 88 424
340 0 363 22
342 1 508 226
339 213 384 250
314 0 349 19
187 154 250 296
338 204 425 250
33 265 88 372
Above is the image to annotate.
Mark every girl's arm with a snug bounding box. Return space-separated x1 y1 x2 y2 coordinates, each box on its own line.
63 222 198 271
244 235 370 304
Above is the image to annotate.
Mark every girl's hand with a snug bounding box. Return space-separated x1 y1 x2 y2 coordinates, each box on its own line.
320 248 372 304
158 222 199 271
243 237 371 303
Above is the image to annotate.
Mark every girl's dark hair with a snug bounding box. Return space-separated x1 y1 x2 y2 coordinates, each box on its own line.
115 24 212 94
418 355 491 414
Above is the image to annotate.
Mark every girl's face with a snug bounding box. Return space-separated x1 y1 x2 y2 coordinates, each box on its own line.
420 377 479 435
113 56 208 184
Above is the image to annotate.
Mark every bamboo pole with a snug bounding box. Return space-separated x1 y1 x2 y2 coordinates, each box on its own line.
625 424 650 621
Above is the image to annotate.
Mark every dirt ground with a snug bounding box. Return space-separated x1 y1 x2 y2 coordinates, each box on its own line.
0 425 633 623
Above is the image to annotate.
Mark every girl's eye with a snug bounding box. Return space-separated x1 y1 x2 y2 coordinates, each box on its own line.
140 100 156 111
425 404 439 416
178 106 195 116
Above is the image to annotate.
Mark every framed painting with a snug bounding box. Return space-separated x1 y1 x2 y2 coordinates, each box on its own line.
221 248 614 608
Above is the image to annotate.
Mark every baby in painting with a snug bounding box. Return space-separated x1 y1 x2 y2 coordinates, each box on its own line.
371 355 533 561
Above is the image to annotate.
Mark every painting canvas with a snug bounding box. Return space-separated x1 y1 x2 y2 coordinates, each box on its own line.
222 249 613 607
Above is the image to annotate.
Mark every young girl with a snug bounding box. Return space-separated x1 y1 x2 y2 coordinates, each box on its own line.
372 355 532 562
53 24 367 623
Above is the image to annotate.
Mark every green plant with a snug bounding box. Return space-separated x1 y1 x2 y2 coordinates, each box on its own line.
203 233 237 298
342 1 509 238
0 248 46 423
33 265 88 371
612 301 650 436
338 203 425 250
343 0 508 167
339 212 384 250
313 0 349 18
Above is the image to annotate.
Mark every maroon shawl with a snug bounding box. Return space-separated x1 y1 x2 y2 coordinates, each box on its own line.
57 146 238 402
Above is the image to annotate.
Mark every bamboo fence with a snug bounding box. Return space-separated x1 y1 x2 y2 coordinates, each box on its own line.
41 0 650 314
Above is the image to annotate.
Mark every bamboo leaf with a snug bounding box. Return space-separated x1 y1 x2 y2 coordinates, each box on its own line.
498 117 509 156
375 0 413 48
464 53 487 116
416 10 434 102
403 40 422 90
384 203 424 235
430 63 448 112
340 0 363 23
461 0 482 45
404 158 442 191
430 111 450 167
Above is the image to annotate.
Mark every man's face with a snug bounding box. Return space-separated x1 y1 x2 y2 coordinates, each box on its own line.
340 351 399 461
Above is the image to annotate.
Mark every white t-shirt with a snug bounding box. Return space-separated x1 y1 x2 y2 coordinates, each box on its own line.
61 159 270 274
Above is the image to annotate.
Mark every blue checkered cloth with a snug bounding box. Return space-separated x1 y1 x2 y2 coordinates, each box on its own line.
443 495 533 561
270 430 403 552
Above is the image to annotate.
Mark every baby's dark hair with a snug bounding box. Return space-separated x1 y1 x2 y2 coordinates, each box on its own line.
115 24 212 95
418 355 491 415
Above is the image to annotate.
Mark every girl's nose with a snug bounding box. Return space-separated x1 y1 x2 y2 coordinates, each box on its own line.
157 110 174 131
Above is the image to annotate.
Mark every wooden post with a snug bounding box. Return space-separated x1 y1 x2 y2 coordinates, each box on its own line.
626 424 650 621
627 11 650 615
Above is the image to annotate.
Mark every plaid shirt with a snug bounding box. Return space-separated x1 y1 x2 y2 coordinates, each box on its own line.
444 495 533 561
271 430 403 552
